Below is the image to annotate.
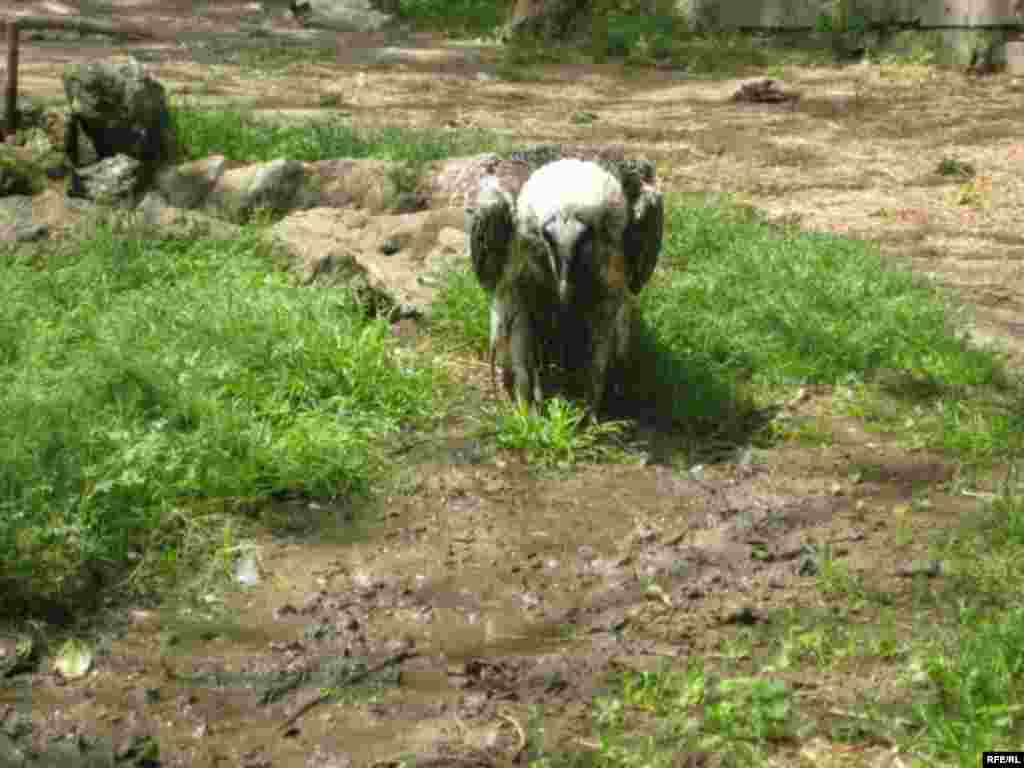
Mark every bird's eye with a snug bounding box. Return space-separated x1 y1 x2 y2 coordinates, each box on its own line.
575 229 593 256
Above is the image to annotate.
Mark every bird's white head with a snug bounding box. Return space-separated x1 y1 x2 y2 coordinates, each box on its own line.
517 159 627 306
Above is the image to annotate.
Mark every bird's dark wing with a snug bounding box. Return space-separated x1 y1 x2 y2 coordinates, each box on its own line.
467 176 516 294
624 182 663 294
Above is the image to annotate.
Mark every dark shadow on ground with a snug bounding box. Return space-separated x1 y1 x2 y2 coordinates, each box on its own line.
598 315 777 466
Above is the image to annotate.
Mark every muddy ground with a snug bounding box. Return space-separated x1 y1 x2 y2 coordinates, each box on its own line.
2 3 1022 766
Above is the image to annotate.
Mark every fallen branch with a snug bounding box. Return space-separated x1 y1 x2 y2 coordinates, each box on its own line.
1 15 155 40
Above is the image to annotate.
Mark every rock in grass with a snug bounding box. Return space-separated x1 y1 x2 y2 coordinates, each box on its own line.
205 158 306 222
0 145 45 197
68 154 142 206
62 57 178 178
155 154 227 209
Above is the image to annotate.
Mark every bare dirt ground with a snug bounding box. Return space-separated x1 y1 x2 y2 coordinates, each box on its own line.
2 3 1022 766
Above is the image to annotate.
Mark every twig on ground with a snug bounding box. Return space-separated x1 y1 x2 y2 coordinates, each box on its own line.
497 708 527 757
278 649 418 734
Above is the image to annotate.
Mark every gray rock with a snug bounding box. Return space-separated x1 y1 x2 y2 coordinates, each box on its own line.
135 191 243 240
62 57 177 179
0 195 47 243
13 222 50 242
300 158 403 213
896 559 943 578
206 158 306 221
269 206 469 318
155 155 227 209
291 0 395 32
69 154 142 206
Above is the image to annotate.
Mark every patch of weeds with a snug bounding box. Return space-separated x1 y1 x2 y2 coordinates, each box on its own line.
429 265 491 356
236 41 338 72
848 461 885 484
775 621 841 669
0 219 441 615
582 660 801 765
498 39 576 79
782 416 834 447
719 628 755 662
491 398 630 469
570 110 598 125
936 156 976 180
602 11 680 62
493 63 543 82
705 676 795 745
910 601 1024 765
910 486 934 513
893 514 916 549
394 0 504 37
940 466 1024 606
816 544 869 604
874 30 943 68
170 103 501 168
664 32 834 76
318 93 344 109
900 475 1024 762
949 174 992 208
772 608 909 671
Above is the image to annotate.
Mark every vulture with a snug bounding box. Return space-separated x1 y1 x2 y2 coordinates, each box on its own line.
468 157 663 414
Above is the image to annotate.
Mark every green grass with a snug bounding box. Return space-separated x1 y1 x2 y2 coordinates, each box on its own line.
234 41 340 72
170 103 501 178
394 0 506 36
911 602 1024 766
434 193 1021 465
490 398 630 469
526 660 800 767
0 219 440 615
898 474 1024 765
494 4 836 77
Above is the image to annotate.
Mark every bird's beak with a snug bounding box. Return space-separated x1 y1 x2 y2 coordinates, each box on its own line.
558 260 572 304
544 217 585 306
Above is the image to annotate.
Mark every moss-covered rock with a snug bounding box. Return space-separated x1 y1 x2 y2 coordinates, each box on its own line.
0 146 45 197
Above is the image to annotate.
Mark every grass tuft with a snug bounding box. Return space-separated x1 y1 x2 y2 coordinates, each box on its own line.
912 474 1024 764
170 103 502 170
394 0 505 36
490 398 630 469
